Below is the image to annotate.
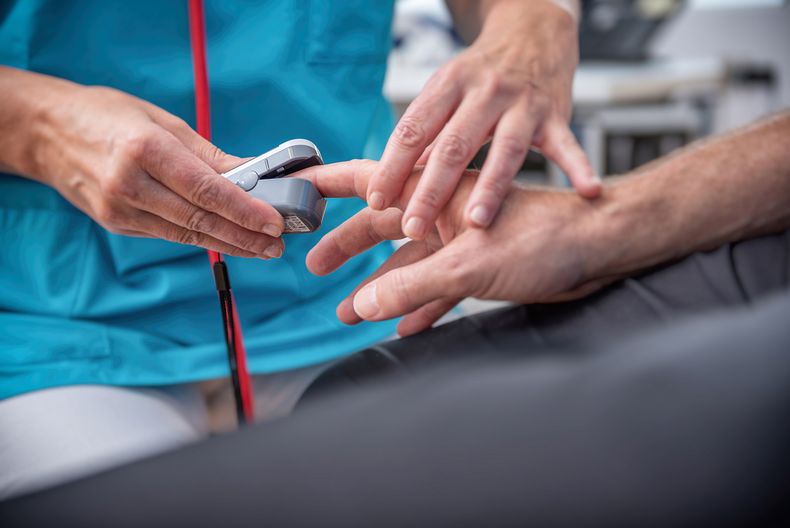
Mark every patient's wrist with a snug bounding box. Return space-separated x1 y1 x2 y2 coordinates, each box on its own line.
580 170 688 284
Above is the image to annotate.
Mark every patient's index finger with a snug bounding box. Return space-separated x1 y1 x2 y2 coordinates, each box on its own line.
292 159 377 200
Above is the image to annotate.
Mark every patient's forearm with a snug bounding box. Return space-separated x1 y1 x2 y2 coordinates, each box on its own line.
582 111 790 281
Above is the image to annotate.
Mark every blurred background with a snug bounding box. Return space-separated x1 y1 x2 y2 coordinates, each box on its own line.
385 0 790 314
386 0 789 180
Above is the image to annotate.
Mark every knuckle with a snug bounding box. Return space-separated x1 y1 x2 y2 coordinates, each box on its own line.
365 216 385 245
237 206 270 233
434 133 472 166
389 270 414 311
102 171 132 201
201 143 227 165
327 234 352 261
424 301 449 321
225 246 251 258
176 229 200 247
191 177 223 211
439 59 464 82
184 208 216 233
496 134 528 160
102 224 125 236
525 93 551 120
443 251 473 287
169 115 191 133
238 233 269 254
95 203 124 231
415 186 443 210
121 129 156 162
392 117 426 149
479 75 504 100
479 176 509 199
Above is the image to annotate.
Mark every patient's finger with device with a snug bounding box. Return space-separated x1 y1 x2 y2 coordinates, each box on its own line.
222 140 327 234
295 159 377 201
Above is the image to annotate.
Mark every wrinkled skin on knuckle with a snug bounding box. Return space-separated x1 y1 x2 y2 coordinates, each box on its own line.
392 116 426 149
477 74 517 103
478 176 510 202
199 143 228 167
235 231 269 255
101 169 133 202
496 134 529 161
435 134 472 166
165 114 192 135
414 185 445 211
184 207 215 233
119 128 157 165
176 229 200 247
94 202 127 233
387 270 415 315
438 57 467 85
441 250 473 290
191 177 223 211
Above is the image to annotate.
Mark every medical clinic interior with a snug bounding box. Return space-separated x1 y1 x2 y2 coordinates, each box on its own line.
2 1 790 525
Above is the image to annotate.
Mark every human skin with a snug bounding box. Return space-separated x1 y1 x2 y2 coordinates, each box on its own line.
0 66 285 259
299 111 790 336
0 1 590 258
368 0 599 241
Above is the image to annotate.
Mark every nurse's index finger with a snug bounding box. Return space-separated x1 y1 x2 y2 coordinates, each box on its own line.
366 78 461 210
139 130 285 236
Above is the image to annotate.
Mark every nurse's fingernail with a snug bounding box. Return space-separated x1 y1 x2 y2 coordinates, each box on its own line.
368 192 385 210
469 205 492 227
263 224 282 237
353 284 379 319
403 216 426 239
264 245 282 259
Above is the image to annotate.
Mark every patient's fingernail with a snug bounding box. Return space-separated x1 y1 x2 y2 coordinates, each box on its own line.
264 245 282 258
263 224 282 237
469 205 492 227
404 216 426 239
354 284 379 319
368 192 385 210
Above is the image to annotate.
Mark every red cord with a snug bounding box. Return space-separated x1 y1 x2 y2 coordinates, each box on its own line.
188 0 254 423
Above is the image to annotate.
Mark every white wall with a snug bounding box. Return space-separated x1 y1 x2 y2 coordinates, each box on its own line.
651 3 790 111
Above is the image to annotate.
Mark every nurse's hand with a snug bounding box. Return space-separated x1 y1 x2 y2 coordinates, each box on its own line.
366 0 599 239
3 68 285 258
299 160 600 337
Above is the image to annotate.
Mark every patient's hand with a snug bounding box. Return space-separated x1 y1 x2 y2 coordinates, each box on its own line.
297 160 603 336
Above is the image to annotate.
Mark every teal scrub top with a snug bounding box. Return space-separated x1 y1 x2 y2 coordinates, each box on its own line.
0 1 398 399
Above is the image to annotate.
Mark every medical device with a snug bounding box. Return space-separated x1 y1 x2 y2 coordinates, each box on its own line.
222 139 326 233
